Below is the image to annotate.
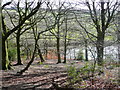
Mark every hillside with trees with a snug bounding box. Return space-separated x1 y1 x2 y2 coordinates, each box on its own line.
1 0 120 90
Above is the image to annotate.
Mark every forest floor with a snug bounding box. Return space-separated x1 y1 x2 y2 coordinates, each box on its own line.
1 59 120 90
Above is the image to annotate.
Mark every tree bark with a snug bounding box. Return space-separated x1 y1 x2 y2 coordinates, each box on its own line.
118 40 120 83
63 15 67 63
45 48 48 60
63 38 67 63
2 38 7 70
96 2 105 66
2 38 11 70
1 16 11 70
38 48 45 62
85 40 88 61
44 42 48 60
97 46 104 65
57 37 61 63
26 48 29 60
16 33 23 65
96 33 105 66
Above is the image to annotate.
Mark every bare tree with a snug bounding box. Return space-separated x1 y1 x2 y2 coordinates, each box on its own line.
14 1 39 65
47 1 70 63
75 0 119 65
17 18 57 75
1 1 42 70
62 11 73 63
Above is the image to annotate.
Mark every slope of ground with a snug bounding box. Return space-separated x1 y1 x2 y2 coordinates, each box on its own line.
1 59 120 90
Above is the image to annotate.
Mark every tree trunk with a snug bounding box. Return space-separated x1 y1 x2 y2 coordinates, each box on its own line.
45 48 48 60
0 34 1 70
44 43 48 60
56 37 61 63
38 48 45 62
96 34 104 66
63 37 67 63
2 38 7 70
74 48 76 59
63 15 67 63
96 2 105 66
16 34 23 65
118 44 120 63
17 41 37 75
118 41 120 83
26 49 29 60
96 45 104 65
2 38 11 70
85 40 88 61
0 5 1 70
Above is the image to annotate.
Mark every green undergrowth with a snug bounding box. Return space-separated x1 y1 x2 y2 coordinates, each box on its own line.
66 62 104 88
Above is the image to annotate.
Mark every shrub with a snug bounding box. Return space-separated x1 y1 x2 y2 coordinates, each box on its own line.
8 47 16 61
76 50 84 61
66 62 102 88
67 64 81 85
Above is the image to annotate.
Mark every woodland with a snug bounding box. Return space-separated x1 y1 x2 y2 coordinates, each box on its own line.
1 0 120 90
